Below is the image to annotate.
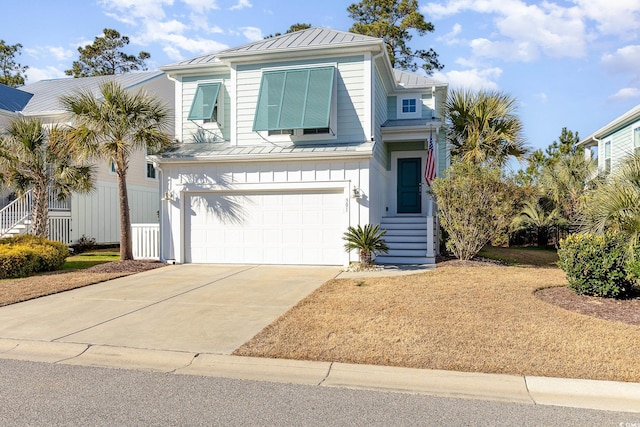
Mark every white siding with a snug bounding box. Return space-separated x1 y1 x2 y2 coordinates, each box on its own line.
160 158 371 263
71 181 158 244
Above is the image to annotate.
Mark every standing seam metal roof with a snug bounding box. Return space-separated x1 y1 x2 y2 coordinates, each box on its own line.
163 27 382 68
19 71 165 115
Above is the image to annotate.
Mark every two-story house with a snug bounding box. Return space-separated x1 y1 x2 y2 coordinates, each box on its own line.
152 27 448 266
0 72 174 244
578 104 640 174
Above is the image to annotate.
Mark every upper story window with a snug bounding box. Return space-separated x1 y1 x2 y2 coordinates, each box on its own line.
397 94 422 119
402 98 416 113
188 82 222 125
604 140 611 174
253 66 336 140
634 126 640 155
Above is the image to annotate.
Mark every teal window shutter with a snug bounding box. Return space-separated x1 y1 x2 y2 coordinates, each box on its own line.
188 83 221 121
253 66 335 131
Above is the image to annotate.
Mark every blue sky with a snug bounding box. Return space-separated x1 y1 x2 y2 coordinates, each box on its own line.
4 0 640 158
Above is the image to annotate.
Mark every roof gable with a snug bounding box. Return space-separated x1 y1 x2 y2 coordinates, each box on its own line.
20 71 164 115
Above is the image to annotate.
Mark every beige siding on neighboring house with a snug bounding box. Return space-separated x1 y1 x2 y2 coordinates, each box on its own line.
71 181 158 244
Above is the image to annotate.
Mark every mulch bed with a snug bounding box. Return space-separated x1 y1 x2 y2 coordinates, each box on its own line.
536 286 640 327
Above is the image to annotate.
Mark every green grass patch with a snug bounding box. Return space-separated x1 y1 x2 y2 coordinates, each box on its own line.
61 250 119 270
478 246 558 267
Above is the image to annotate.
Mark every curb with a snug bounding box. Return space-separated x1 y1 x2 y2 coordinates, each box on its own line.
1 338 639 413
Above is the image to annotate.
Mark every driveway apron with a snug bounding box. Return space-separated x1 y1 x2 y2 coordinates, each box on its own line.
0 265 340 354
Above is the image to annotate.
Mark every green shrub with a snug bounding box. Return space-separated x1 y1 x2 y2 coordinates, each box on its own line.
0 235 69 279
557 233 636 298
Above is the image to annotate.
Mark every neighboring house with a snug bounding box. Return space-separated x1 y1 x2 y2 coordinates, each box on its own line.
579 104 640 175
0 84 34 207
0 72 174 244
151 27 448 266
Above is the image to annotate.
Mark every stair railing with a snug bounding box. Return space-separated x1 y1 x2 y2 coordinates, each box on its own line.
0 190 33 237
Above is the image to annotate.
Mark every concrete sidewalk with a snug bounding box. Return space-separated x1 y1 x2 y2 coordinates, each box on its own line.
0 338 639 414
0 263 639 414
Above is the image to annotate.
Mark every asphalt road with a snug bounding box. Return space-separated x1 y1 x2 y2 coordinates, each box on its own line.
0 359 636 426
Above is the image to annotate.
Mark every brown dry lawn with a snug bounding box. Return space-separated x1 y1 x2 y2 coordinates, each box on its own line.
0 261 164 307
235 262 640 383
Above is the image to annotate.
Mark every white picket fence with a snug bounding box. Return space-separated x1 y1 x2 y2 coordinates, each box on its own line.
131 223 160 260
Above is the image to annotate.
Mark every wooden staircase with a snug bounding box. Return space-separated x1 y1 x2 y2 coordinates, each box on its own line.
375 216 436 265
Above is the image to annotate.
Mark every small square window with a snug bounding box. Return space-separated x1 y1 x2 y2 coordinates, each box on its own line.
402 98 417 113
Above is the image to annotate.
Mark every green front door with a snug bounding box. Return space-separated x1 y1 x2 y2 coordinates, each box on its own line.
397 158 421 214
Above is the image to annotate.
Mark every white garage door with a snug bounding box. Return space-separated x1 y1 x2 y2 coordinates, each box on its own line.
185 190 346 265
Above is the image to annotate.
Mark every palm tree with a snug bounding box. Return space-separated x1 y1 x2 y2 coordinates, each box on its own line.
540 150 596 233
61 81 172 260
510 200 564 247
343 224 389 266
0 117 94 237
444 89 528 168
581 152 640 252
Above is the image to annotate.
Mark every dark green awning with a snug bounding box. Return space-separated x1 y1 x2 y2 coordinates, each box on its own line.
187 82 221 121
252 66 335 131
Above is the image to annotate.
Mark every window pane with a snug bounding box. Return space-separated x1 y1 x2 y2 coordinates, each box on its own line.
604 141 611 158
634 127 640 148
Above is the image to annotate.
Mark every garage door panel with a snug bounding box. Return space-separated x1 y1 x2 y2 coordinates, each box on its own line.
185 190 345 265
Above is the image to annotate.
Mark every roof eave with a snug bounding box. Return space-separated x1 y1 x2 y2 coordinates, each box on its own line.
150 147 374 164
578 104 640 146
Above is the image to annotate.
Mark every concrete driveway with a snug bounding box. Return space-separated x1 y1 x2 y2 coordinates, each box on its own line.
0 264 340 354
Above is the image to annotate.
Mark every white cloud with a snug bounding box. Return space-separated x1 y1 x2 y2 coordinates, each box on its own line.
181 0 219 13
573 0 640 39
240 26 263 42
22 46 74 62
98 0 171 21
230 0 252 10
534 92 548 103
601 45 640 76
609 87 640 100
25 66 67 83
48 46 75 61
437 23 463 45
432 67 502 91
424 0 588 60
163 45 183 61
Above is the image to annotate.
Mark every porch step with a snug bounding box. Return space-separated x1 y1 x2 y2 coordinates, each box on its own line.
382 215 427 224
387 242 427 251
379 215 433 265
385 234 427 243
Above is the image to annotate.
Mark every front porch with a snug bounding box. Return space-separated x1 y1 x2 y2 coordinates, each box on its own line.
0 190 72 243
376 215 437 265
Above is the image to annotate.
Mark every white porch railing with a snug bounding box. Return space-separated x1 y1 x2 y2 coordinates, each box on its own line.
48 192 71 211
0 191 32 237
132 223 160 260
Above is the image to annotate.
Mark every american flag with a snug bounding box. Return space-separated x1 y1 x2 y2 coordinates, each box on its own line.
424 136 436 186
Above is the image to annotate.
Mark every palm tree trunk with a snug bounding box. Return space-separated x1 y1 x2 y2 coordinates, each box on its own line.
116 168 133 260
31 184 49 238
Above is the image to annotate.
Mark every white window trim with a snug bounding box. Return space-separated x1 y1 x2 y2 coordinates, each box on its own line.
146 161 158 181
604 139 611 173
397 93 422 119
256 63 338 143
